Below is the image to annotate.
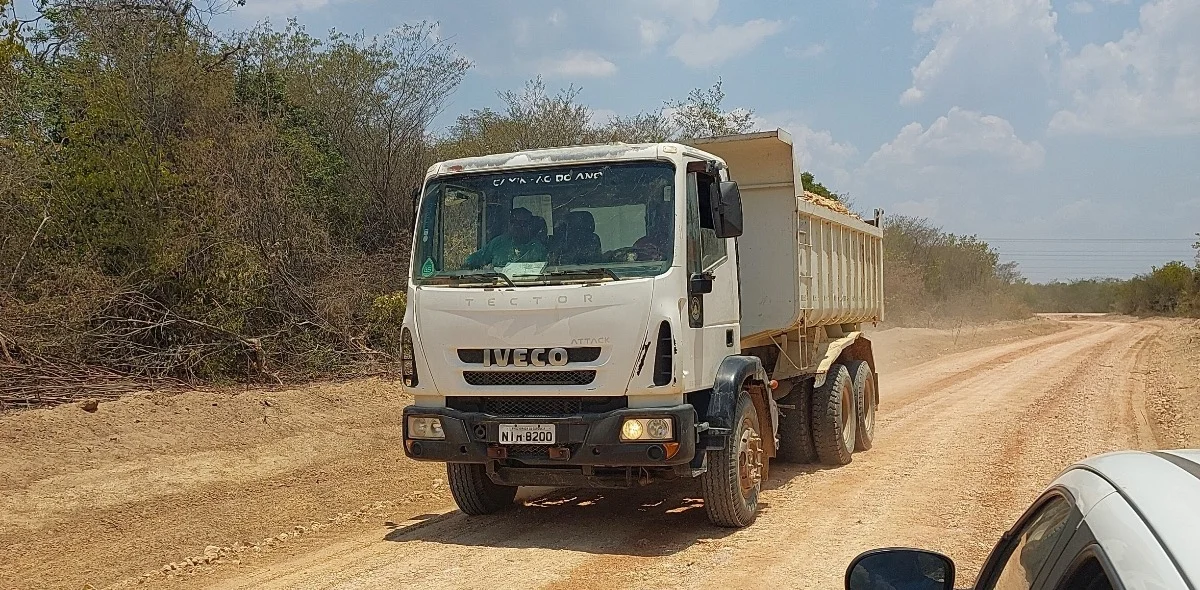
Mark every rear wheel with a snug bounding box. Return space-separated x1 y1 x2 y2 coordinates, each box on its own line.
844 359 876 451
701 392 762 527
446 463 517 515
776 379 817 463
810 364 856 465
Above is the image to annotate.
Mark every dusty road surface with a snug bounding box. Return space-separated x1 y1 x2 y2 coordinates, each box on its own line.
3 317 1197 590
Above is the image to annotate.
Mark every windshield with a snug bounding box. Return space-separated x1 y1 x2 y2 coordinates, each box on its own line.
412 161 675 286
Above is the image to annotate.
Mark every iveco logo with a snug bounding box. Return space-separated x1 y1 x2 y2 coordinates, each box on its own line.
483 348 569 367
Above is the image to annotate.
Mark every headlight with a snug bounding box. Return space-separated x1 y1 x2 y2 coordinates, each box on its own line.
620 417 673 441
408 416 444 440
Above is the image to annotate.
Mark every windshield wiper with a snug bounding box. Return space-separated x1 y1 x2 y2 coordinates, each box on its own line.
543 268 621 282
429 272 515 287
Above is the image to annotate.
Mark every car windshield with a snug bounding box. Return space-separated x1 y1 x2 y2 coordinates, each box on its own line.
412 161 675 286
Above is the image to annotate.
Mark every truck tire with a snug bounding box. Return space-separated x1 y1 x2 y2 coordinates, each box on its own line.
446 463 517 515
844 359 876 451
701 391 762 528
810 364 856 465
776 379 817 463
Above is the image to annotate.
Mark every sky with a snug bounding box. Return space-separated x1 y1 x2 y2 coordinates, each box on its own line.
214 0 1199 283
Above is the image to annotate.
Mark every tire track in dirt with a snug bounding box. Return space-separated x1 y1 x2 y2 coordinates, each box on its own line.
543 322 1120 589
955 322 1160 581
206 320 1155 590
555 321 1133 590
879 321 1111 414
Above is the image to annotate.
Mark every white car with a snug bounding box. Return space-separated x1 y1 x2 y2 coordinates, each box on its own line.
846 449 1200 590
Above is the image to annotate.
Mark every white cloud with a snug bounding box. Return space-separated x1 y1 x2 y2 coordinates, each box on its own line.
1049 0 1200 136
637 18 669 49
539 52 619 78
753 111 858 190
669 19 785 68
864 107 1045 175
792 126 858 169
643 0 720 24
785 43 827 59
1068 1 1095 14
902 0 1061 105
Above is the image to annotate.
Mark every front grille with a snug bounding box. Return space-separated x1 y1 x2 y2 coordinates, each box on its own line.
447 396 626 416
457 347 601 364
483 396 581 416
463 370 596 387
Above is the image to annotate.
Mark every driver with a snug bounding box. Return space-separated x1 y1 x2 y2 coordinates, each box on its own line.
464 207 547 269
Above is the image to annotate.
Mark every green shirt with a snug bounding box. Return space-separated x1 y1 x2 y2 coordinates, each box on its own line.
464 235 547 268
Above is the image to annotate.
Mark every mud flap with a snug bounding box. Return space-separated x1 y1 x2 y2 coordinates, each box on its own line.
707 355 775 477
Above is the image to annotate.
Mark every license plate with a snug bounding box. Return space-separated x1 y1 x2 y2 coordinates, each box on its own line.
498 423 556 445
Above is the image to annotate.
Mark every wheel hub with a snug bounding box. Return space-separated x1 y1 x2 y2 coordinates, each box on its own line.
738 421 763 495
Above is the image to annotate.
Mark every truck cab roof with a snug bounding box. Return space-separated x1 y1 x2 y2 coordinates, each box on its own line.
425 129 802 180
427 142 706 178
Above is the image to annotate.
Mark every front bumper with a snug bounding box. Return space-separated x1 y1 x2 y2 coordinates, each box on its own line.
402 403 697 469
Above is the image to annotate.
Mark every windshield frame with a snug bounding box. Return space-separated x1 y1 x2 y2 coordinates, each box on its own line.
410 158 678 287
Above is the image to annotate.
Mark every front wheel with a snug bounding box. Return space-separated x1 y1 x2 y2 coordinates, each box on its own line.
446 463 517 515
701 392 763 528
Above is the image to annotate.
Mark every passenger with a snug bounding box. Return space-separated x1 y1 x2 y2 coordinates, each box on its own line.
464 207 547 269
632 235 664 261
548 210 602 265
631 215 671 261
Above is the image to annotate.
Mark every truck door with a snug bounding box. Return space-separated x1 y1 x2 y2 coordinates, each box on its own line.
684 163 741 390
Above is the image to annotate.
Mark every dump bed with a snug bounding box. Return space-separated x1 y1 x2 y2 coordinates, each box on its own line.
691 130 884 348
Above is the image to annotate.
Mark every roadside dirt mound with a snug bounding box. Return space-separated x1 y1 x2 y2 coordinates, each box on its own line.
1144 318 1200 446
0 379 448 589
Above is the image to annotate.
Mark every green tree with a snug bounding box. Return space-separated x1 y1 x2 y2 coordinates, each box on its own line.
801 171 838 200
1 1 471 380
440 77 593 158
665 79 754 139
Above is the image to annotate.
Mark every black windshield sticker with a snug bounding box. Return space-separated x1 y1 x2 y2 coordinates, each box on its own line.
492 170 604 187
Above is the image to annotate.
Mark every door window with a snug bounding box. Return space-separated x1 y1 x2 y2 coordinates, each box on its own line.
686 171 727 272
989 497 1074 590
1053 554 1114 590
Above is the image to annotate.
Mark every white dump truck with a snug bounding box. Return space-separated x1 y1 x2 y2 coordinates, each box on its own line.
400 129 884 527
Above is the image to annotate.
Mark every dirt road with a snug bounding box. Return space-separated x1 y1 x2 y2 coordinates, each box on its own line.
3 317 1196 590
209 318 1169 590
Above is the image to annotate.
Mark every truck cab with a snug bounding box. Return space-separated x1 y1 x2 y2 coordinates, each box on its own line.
400 130 883 527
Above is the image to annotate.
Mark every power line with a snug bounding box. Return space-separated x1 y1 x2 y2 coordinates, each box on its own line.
998 251 1192 255
981 238 1194 242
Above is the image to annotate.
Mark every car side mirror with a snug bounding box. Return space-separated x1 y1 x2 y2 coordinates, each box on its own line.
711 180 743 238
846 549 955 590
689 272 714 295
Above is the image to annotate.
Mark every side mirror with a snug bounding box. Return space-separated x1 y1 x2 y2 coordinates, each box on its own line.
846 549 955 590
711 180 743 238
689 272 714 295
